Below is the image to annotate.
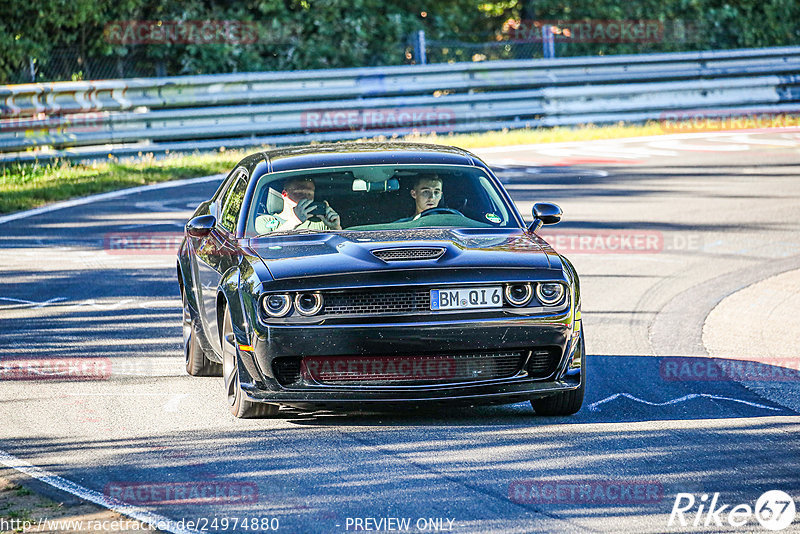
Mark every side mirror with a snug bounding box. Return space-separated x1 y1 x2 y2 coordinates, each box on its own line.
186 215 216 238
528 202 562 232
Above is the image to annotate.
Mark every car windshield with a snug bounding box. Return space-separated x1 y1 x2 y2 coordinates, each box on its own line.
244 164 519 237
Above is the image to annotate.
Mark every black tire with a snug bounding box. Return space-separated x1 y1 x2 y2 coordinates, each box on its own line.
221 306 279 419
183 290 222 377
531 379 585 416
531 341 586 416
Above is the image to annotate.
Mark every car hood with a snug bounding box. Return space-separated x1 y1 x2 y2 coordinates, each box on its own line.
247 228 557 281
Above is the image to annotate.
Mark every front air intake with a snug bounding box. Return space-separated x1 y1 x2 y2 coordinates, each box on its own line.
527 347 562 379
371 247 445 262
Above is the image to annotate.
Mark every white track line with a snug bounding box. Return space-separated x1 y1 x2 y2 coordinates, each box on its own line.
0 450 197 534
0 297 67 308
0 173 224 226
588 392 783 412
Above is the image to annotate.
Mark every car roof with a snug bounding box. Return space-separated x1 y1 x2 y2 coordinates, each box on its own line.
258 142 481 173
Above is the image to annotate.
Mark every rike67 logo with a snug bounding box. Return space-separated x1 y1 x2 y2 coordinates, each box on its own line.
669 490 796 531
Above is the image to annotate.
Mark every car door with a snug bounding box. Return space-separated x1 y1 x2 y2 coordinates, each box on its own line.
194 168 249 355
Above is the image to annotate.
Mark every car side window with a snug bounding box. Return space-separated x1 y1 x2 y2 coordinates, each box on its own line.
219 172 248 234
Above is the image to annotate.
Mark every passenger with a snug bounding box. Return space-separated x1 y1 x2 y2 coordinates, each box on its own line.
255 177 341 233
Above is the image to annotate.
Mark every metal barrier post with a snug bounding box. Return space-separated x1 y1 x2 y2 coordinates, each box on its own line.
415 30 427 65
543 25 555 59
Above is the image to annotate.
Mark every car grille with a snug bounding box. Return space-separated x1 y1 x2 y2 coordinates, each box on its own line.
371 247 445 262
323 288 430 315
271 348 562 387
301 350 526 385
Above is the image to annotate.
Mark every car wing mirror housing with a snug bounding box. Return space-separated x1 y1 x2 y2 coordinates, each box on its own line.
528 202 562 232
186 215 217 238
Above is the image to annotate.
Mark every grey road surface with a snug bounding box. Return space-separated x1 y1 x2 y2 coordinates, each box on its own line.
1 130 799 533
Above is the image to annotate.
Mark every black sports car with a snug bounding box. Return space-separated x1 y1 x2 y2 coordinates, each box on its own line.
178 142 584 418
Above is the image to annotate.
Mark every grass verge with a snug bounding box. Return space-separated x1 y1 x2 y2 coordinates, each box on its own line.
0 151 244 214
0 475 157 533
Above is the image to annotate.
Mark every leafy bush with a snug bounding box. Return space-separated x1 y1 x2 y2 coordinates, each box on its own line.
1 0 798 83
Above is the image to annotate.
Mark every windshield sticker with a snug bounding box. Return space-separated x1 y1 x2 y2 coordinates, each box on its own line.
485 213 501 224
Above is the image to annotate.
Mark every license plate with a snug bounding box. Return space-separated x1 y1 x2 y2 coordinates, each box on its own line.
430 286 503 310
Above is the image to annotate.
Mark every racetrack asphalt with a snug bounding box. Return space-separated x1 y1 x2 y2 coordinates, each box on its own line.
0 130 799 533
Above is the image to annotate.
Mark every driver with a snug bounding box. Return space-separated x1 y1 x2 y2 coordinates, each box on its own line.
394 174 443 222
255 177 341 233
410 174 443 216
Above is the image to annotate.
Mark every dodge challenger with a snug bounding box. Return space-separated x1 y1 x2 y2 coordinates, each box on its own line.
177 142 584 418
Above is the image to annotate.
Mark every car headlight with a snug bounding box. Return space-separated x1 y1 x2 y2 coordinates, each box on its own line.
504 283 533 307
262 293 292 317
294 292 323 316
536 283 565 305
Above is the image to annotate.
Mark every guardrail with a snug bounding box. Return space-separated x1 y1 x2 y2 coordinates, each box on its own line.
2 46 800 163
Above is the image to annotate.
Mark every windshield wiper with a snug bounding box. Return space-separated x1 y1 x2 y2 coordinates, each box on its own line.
253 229 337 238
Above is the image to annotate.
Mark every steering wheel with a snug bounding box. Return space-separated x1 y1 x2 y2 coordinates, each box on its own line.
416 207 463 218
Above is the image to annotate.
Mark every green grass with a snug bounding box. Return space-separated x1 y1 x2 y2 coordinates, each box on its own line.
0 120 756 214
0 151 245 214
12 487 32 497
4 508 34 522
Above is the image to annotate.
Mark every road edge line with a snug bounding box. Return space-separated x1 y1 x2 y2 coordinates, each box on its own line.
0 449 196 534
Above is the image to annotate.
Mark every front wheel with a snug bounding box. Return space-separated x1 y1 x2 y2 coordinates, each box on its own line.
530 379 585 416
531 340 585 416
221 306 279 419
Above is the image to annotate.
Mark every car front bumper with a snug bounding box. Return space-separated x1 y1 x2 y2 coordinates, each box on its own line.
237 309 583 408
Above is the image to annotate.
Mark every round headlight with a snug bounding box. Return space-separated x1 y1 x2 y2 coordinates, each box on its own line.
536 283 565 305
504 283 533 307
294 292 323 316
262 294 292 317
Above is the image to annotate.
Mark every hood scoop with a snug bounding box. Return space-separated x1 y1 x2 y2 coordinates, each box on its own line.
371 247 445 262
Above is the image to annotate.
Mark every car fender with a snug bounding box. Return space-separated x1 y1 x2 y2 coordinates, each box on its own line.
217 266 263 388
177 238 199 309
177 237 221 359
559 253 584 382
560 254 581 322
217 268 245 343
